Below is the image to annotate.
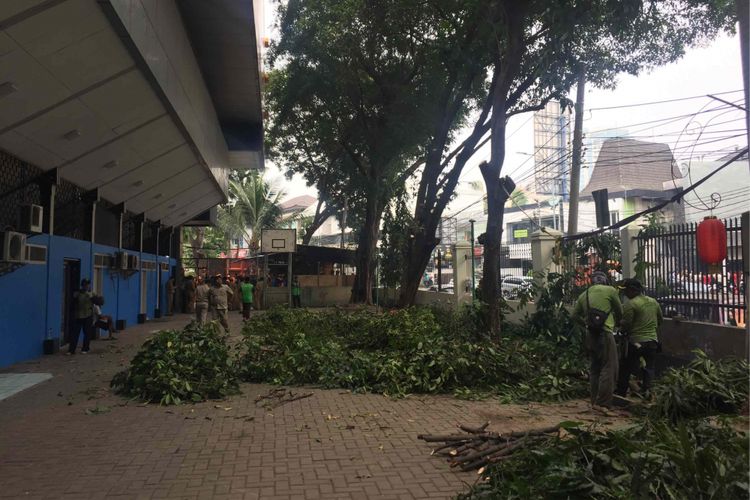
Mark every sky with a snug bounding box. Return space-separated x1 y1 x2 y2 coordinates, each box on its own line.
260 6 747 217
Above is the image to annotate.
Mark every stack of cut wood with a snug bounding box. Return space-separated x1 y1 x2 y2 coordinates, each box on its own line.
417 422 561 472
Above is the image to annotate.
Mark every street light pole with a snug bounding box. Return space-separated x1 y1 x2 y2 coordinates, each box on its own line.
469 219 476 299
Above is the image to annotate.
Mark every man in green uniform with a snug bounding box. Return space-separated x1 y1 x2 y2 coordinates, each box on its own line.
573 271 623 408
617 279 663 396
240 276 254 320
291 277 301 308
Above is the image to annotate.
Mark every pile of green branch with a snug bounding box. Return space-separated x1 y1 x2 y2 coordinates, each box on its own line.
456 419 749 499
238 306 587 400
419 423 563 472
647 350 749 420
111 322 239 405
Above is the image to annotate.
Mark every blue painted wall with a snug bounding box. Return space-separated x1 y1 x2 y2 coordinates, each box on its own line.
0 234 172 368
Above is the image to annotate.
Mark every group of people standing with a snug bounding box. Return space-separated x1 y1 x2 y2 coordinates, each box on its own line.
574 272 663 408
188 274 261 331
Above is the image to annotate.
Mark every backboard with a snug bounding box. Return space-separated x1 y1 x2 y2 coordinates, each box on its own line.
260 229 297 253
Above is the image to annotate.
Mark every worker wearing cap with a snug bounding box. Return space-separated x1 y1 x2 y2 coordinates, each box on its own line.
573 270 623 408
616 278 663 396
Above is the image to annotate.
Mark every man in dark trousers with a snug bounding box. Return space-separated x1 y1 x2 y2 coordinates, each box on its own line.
240 276 254 320
573 271 623 408
68 278 94 355
617 278 663 396
291 277 301 308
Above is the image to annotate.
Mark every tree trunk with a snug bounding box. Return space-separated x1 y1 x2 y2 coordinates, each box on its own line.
480 175 510 337
397 230 439 306
351 192 383 304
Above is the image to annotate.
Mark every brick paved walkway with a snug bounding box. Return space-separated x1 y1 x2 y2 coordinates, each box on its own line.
0 312 611 499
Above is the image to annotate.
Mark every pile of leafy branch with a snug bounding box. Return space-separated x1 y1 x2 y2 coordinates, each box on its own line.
459 419 749 499
111 322 239 405
238 306 587 400
647 350 749 421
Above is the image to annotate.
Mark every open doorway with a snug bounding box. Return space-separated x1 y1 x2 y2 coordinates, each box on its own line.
61 259 81 346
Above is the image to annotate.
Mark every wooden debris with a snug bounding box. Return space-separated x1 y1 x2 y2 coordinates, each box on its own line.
418 422 561 472
255 388 314 410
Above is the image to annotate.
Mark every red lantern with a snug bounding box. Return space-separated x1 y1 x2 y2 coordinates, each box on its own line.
696 216 727 266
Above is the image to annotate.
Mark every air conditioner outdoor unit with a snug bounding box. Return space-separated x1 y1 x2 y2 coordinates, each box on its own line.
129 254 140 271
0 231 27 263
20 204 43 233
116 251 129 270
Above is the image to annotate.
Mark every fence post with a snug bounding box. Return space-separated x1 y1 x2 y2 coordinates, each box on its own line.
619 223 640 279
530 229 562 283
453 241 472 309
742 211 749 352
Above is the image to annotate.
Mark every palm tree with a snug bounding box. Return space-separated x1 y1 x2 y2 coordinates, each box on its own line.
217 171 286 252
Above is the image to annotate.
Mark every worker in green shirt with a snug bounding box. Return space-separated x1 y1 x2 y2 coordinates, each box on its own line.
616 278 663 396
240 276 254 320
291 276 301 308
573 271 623 408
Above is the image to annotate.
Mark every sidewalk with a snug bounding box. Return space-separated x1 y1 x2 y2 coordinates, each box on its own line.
0 310 604 499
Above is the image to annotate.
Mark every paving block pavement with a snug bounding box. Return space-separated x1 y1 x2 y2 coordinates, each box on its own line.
0 310 604 499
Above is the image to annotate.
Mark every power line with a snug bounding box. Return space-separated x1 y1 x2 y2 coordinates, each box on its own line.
587 89 743 111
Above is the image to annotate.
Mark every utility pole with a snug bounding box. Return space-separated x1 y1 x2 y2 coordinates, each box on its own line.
469 219 476 298
567 65 586 236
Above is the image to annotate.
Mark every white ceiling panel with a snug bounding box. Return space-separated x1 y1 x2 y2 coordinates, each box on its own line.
60 140 145 190
79 70 162 134
147 183 215 221
161 192 223 226
0 1 48 23
127 165 209 215
0 47 71 130
37 27 132 93
14 99 116 161
0 31 16 57
121 115 185 160
5 0 109 58
97 143 194 202
0 130 62 169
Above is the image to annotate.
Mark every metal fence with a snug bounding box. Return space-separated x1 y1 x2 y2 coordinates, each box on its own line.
635 216 745 326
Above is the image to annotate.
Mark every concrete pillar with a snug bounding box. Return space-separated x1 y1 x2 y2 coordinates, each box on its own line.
530 229 562 282
452 241 473 308
619 223 640 279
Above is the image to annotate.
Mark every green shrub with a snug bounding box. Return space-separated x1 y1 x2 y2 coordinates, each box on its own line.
238 306 587 399
111 322 239 405
460 418 749 499
648 350 749 420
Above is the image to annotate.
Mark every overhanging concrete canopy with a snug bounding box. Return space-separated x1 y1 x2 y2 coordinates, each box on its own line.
0 0 264 228
178 0 264 171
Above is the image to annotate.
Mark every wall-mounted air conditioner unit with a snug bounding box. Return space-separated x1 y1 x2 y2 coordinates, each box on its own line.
0 231 27 263
129 254 140 271
25 244 47 264
116 251 129 270
20 204 43 233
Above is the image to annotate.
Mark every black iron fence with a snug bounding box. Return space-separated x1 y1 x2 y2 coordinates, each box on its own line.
635 216 745 326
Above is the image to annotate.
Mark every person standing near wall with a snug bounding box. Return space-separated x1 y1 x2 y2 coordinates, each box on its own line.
573 271 623 408
194 276 210 325
165 276 175 316
184 276 196 314
240 276 254 320
67 279 94 355
209 275 233 332
616 279 662 396
291 277 301 308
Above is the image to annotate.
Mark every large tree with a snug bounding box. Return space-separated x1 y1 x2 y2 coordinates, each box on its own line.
475 0 736 335
267 0 482 303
